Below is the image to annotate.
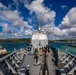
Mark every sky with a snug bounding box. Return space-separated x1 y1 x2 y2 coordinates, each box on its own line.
0 0 76 40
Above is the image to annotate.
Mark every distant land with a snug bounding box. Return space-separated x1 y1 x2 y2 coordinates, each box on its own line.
0 38 76 42
0 38 31 42
49 39 76 43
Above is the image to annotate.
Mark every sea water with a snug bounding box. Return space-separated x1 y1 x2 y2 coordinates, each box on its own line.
0 42 29 52
0 42 76 55
49 42 76 55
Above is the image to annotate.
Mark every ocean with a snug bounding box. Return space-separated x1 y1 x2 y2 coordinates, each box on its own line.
0 42 76 55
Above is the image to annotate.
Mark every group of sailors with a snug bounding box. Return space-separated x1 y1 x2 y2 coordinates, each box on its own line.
27 44 60 68
33 46 49 64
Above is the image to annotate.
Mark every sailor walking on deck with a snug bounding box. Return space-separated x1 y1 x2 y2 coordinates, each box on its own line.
51 46 60 68
34 48 39 65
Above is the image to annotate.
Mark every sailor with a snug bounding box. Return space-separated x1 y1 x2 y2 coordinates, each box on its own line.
31 45 34 54
51 46 60 68
46 45 50 52
42 47 48 58
34 48 39 64
42 47 46 53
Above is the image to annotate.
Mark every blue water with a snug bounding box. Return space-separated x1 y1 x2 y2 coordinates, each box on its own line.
0 42 29 52
49 42 76 55
0 42 76 55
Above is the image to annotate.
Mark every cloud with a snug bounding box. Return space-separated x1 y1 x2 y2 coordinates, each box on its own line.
0 3 7 9
42 7 76 39
58 7 76 39
59 7 76 29
0 2 32 29
24 0 61 39
0 1 76 40
43 24 68 40
68 28 76 36
24 0 74 40
25 0 56 25
0 15 10 22
25 29 32 35
14 27 25 37
2 23 13 34
0 33 5 37
61 5 68 9
0 2 33 38
59 15 70 29
1 9 32 29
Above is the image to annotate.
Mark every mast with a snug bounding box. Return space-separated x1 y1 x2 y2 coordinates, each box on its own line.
37 25 41 33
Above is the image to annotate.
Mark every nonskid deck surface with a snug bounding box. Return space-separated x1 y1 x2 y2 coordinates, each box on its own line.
0 49 76 75
47 53 56 75
0 49 56 75
21 53 43 75
20 52 56 75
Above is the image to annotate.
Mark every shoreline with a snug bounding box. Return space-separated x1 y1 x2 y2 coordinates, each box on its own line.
68 44 76 48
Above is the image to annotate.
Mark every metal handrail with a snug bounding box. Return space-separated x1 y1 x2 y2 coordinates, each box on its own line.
61 50 76 58
0 49 21 62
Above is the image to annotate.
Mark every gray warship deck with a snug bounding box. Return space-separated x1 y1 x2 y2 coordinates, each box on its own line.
21 53 43 75
0 48 76 75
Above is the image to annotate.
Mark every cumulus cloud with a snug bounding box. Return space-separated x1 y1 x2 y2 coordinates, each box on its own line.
25 0 56 25
42 6 76 39
0 2 7 9
68 28 76 36
43 25 68 40
0 1 76 40
0 2 33 38
0 2 32 29
0 15 10 22
13 0 20 9
25 29 33 35
2 23 13 34
24 0 76 40
46 7 76 40
61 5 68 9
1 9 32 29
58 7 76 39
42 7 76 39
24 0 60 39
59 7 76 29
59 15 70 29
0 33 5 37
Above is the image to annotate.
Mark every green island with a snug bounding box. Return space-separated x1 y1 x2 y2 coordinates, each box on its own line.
0 38 31 42
0 38 76 42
